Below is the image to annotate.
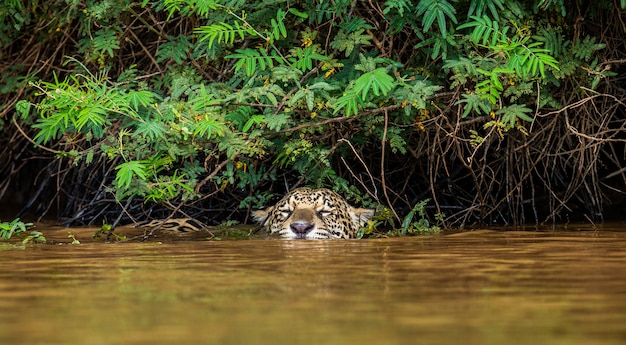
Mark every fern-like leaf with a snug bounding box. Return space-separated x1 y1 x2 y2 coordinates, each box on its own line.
334 90 361 116
467 0 505 21
267 9 288 43
458 15 509 46
455 93 492 118
572 36 607 61
115 160 148 189
135 120 167 140
289 46 329 72
384 0 411 17
266 113 291 131
537 0 566 16
192 0 218 17
329 29 372 57
226 48 277 76
193 115 227 139
534 27 568 56
354 68 396 100
510 42 559 78
416 0 457 37
127 90 156 111
475 67 515 104
495 104 533 127
156 36 192 64
195 21 253 49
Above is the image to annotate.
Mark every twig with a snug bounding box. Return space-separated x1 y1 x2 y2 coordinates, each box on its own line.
381 109 400 222
337 138 378 201
12 117 60 154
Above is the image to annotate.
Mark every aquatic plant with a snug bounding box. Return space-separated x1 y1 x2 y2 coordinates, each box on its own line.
0 218 46 244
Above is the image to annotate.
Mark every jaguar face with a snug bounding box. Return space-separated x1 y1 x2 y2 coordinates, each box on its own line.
251 187 375 239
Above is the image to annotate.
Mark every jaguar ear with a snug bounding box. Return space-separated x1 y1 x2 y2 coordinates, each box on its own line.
251 207 273 225
350 207 375 227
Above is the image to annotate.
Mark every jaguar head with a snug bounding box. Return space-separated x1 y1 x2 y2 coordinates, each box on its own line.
251 187 375 239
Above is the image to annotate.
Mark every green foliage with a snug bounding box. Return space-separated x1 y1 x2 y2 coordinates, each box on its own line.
227 48 277 76
474 67 514 104
18 71 155 143
467 0 505 20
572 36 606 62
196 22 254 48
456 93 491 118
78 28 121 66
8 0 620 227
416 0 457 38
360 201 443 237
537 0 566 16
484 104 534 135
330 29 373 57
399 199 443 236
18 67 232 202
333 55 400 116
156 35 193 64
449 12 565 134
195 7 288 47
0 218 45 244
496 104 534 126
163 0 218 19
459 15 559 78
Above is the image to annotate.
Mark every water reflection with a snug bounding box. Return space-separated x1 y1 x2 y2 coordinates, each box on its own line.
1 228 626 345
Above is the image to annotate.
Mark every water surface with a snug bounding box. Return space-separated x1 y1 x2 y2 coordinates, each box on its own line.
1 225 626 345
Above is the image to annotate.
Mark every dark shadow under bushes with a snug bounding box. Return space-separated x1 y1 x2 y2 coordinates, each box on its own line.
1 0 626 229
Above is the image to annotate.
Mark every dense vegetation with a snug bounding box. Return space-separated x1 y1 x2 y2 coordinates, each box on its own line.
1 0 625 231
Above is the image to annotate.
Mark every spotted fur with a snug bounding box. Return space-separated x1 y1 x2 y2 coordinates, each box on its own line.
251 187 375 239
135 218 207 235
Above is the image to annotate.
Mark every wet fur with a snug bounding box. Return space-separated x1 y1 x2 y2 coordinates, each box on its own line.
252 187 375 239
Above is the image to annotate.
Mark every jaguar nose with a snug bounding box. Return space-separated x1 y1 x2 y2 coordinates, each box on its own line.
290 222 314 236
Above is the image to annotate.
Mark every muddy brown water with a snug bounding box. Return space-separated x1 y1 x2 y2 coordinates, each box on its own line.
1 224 626 345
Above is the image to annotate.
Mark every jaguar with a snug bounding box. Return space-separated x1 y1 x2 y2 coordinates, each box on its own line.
135 218 208 235
251 187 375 239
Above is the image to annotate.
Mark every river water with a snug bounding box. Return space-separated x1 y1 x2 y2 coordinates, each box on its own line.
1 224 626 345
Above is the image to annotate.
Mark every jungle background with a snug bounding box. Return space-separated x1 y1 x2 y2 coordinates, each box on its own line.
1 0 625 232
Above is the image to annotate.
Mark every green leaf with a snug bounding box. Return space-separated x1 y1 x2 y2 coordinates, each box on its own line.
135 120 167 140
74 105 107 133
455 93 492 118
127 90 155 111
90 29 120 58
155 36 192 64
329 29 372 57
290 46 329 72
242 115 265 132
467 0 505 20
266 113 290 131
334 90 361 116
115 161 148 190
192 0 218 17
194 115 227 139
512 44 559 78
353 68 396 100
384 0 411 17
496 104 533 127
416 0 457 37
15 100 31 118
227 48 277 76
196 22 253 49
458 15 508 45
288 7 309 18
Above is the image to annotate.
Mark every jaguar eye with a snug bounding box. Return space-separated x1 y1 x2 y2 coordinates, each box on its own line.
317 210 332 218
279 210 292 218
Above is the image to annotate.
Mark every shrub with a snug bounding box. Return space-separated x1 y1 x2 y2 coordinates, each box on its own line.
2 0 625 228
